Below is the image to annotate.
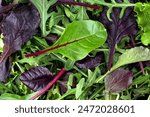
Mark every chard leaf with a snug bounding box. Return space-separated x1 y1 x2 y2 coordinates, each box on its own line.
105 68 133 93
26 20 107 61
111 46 150 70
100 0 137 69
30 0 57 37
134 3 150 45
20 66 54 91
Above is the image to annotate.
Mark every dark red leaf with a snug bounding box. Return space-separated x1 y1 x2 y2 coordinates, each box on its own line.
0 57 11 82
0 5 40 63
76 52 103 69
20 67 54 91
0 5 40 82
100 0 137 70
105 68 133 93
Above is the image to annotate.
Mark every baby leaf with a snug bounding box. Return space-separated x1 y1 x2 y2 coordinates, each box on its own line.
111 46 150 71
20 66 54 91
105 68 133 93
134 3 150 45
26 20 107 61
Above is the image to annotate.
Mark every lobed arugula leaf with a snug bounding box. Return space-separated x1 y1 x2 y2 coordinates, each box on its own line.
30 0 57 37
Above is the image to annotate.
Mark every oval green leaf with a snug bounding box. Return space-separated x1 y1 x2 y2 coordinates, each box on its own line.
53 20 107 61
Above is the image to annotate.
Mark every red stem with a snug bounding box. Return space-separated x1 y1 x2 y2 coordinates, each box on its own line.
59 1 100 10
30 68 66 100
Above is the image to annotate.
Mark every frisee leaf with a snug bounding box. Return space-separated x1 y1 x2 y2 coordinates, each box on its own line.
134 3 150 45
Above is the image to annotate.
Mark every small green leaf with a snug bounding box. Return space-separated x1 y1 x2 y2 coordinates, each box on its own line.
111 46 150 71
75 78 85 99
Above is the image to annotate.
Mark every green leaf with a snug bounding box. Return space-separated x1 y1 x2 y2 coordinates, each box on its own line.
0 92 38 100
75 78 85 99
111 46 150 71
26 20 107 61
30 0 57 36
53 20 107 61
134 3 150 45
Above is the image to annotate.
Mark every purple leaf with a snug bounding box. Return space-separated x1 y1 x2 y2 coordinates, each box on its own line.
100 0 137 70
0 5 40 63
0 57 11 82
105 68 133 93
20 67 54 91
0 5 40 82
76 52 103 69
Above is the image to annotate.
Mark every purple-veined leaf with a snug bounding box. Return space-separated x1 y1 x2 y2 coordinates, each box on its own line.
20 66 54 91
105 68 133 93
76 52 103 69
100 0 137 70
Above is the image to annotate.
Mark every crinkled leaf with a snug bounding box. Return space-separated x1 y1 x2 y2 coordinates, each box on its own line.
0 5 40 63
0 57 11 82
100 0 137 69
26 20 107 62
105 68 133 93
134 3 150 45
76 52 103 69
111 46 150 71
20 66 54 91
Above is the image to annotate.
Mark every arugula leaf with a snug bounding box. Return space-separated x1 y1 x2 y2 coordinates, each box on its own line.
134 3 150 45
26 20 107 61
30 0 57 37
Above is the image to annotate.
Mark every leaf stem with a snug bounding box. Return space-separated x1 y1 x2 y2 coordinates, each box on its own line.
30 68 66 100
58 1 100 10
94 1 135 7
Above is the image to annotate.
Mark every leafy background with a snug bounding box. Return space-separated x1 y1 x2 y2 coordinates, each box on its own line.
0 0 150 100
